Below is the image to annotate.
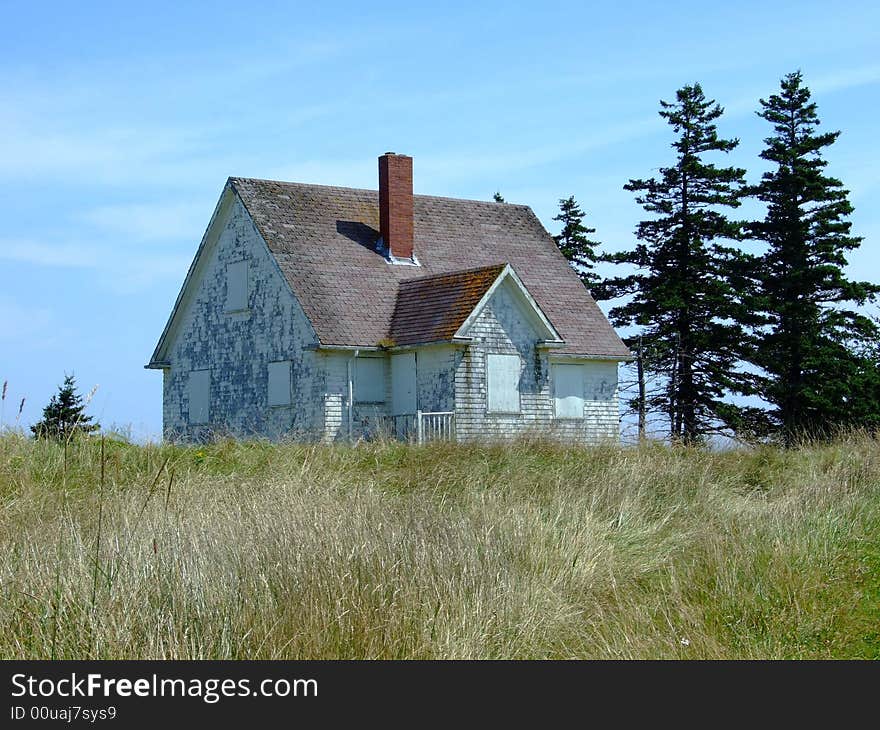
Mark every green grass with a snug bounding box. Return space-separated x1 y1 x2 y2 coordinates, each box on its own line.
0 432 877 659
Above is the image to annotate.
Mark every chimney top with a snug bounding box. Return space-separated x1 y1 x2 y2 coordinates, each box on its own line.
378 153 415 264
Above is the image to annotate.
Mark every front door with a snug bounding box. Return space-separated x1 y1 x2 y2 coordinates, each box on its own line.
391 352 417 415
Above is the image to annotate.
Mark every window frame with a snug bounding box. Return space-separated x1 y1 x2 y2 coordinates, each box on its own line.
486 353 522 414
225 260 249 313
267 360 292 407
354 356 386 404
553 362 585 420
188 369 211 425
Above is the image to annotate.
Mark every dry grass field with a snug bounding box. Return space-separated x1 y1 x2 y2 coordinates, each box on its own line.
1 432 878 659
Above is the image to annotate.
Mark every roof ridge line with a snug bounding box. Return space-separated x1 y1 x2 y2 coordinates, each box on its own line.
229 177 530 208
397 262 508 286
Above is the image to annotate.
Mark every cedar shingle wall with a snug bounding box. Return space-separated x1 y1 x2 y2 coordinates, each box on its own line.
454 282 620 443
162 197 323 441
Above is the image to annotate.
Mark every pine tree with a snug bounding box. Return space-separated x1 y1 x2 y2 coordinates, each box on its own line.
747 71 880 444
605 83 754 443
553 196 604 294
493 191 506 203
31 375 100 441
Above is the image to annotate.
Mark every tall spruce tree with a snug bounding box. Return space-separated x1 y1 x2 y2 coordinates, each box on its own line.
747 71 880 444
606 83 753 443
31 374 99 441
553 196 604 293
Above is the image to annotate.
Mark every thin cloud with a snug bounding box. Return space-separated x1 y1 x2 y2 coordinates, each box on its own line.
263 159 377 189
0 34 359 188
0 115 231 186
418 117 660 184
0 240 104 269
0 297 54 342
811 64 880 94
724 63 880 117
81 200 212 242
0 236 192 293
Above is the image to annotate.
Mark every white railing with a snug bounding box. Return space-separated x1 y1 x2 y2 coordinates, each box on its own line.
386 411 455 444
417 411 455 443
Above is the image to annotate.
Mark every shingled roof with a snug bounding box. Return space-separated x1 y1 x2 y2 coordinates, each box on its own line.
389 264 507 347
229 177 630 358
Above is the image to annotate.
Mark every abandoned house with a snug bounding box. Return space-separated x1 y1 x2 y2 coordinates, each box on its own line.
146 153 631 443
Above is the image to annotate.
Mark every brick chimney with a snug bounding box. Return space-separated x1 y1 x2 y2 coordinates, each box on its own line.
378 152 414 261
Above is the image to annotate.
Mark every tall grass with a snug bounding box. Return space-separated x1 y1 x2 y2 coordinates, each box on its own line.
0 432 877 659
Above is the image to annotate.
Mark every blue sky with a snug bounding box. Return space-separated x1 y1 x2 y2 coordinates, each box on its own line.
1 1 878 439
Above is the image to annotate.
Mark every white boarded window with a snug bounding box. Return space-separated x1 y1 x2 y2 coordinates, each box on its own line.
188 370 210 424
267 361 292 406
554 363 584 419
226 260 248 311
487 353 521 413
355 357 386 403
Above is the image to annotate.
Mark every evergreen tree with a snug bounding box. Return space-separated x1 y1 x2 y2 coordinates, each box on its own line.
553 196 604 293
841 325 880 431
31 375 99 441
605 83 754 443
493 191 506 203
747 71 880 444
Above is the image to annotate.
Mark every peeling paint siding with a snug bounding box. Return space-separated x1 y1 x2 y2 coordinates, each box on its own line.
416 346 456 412
454 282 619 443
552 360 620 443
162 197 322 441
322 352 348 442
162 368 173 432
454 282 550 441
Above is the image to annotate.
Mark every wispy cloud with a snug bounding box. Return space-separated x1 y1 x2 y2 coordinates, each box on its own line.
80 200 212 242
723 63 880 118
0 112 233 187
0 32 361 189
811 64 880 95
262 117 662 193
0 297 55 343
0 236 192 294
0 239 105 269
418 117 660 184
263 158 378 189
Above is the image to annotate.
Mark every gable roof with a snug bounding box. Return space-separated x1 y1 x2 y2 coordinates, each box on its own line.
389 264 505 347
227 177 630 359
389 263 562 347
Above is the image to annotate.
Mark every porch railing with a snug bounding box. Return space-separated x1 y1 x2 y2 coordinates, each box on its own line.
385 411 455 444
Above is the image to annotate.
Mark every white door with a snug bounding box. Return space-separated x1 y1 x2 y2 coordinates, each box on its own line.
391 352 417 415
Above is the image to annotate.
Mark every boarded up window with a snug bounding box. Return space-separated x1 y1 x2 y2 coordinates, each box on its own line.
188 370 210 424
391 352 417 415
226 260 248 311
267 360 292 406
487 353 521 413
355 357 386 403
554 363 584 419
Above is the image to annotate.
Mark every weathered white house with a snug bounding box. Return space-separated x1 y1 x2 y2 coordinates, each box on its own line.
147 153 631 443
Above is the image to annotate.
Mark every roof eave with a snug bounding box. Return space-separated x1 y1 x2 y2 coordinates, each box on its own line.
389 337 473 351
548 351 634 362
307 344 383 352
308 338 475 352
